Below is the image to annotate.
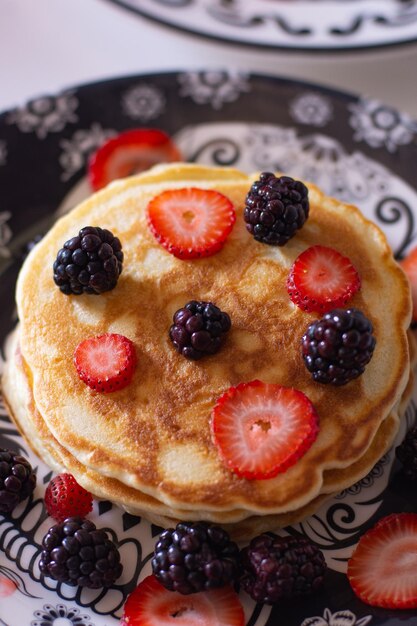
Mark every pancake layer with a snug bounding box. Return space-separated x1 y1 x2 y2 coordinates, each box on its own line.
2 328 414 540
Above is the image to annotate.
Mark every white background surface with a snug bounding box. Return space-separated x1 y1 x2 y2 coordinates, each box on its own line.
1 0 417 117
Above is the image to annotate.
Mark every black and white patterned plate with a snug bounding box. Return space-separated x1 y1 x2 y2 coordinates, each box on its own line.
104 0 417 52
0 71 417 626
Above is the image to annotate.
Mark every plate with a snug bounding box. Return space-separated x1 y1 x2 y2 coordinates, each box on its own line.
104 0 417 52
1 71 417 626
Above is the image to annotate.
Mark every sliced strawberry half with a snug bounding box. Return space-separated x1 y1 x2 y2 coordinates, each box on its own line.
400 245 417 322
347 513 417 609
88 128 182 191
211 380 319 480
120 575 244 626
147 187 236 260
74 332 137 393
286 245 361 313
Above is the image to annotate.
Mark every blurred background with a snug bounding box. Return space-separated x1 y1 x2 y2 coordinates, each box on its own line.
1 0 417 116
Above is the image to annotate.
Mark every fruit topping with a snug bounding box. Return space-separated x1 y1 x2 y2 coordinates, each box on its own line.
45 473 93 522
0 576 17 597
244 172 309 245
169 300 231 360
211 381 319 480
39 516 123 588
396 427 417 481
347 513 417 609
120 575 245 626
302 308 376 386
147 187 236 259
241 533 326 604
53 226 123 295
74 333 137 393
152 521 239 594
0 448 36 515
400 245 417 322
287 245 361 314
88 128 182 191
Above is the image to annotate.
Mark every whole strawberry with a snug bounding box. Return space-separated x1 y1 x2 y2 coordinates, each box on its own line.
45 473 93 522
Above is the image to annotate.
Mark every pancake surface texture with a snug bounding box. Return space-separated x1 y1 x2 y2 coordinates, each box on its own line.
4 163 412 525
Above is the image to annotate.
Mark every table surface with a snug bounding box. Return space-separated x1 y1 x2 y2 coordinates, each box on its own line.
1 0 417 118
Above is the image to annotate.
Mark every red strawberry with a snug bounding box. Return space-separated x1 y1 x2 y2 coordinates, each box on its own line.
400 245 417 322
147 187 236 259
347 513 417 609
286 245 361 313
0 576 17 598
211 380 319 480
45 473 93 522
74 333 137 393
120 575 244 626
88 128 182 191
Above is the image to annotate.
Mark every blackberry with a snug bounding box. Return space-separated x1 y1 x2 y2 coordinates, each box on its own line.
151 521 239 594
244 172 309 245
302 308 376 386
241 533 326 604
396 427 417 481
53 226 123 295
169 300 231 360
39 516 123 588
0 448 36 515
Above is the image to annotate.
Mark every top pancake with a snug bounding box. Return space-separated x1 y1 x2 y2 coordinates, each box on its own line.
15 163 412 516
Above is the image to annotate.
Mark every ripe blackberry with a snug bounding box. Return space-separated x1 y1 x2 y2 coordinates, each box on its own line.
39 516 123 588
151 521 239 594
169 300 231 360
396 427 417 481
241 533 326 604
0 448 36 515
302 308 376 385
244 172 309 245
53 226 123 295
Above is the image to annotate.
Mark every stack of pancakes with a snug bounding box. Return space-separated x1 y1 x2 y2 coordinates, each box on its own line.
2 163 413 540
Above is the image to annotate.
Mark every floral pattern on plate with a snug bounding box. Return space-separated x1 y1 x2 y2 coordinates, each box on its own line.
290 92 334 127
122 83 166 121
59 124 116 182
349 97 417 152
300 608 372 626
6 92 79 140
178 70 250 109
31 604 94 626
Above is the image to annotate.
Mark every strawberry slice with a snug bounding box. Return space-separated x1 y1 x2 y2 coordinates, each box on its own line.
147 187 236 259
347 513 417 609
74 333 137 393
88 128 182 191
400 245 417 322
286 245 361 313
45 473 93 522
211 380 319 480
120 575 244 626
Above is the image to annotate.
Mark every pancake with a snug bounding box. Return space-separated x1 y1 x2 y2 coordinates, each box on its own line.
2 327 414 541
2 163 412 520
